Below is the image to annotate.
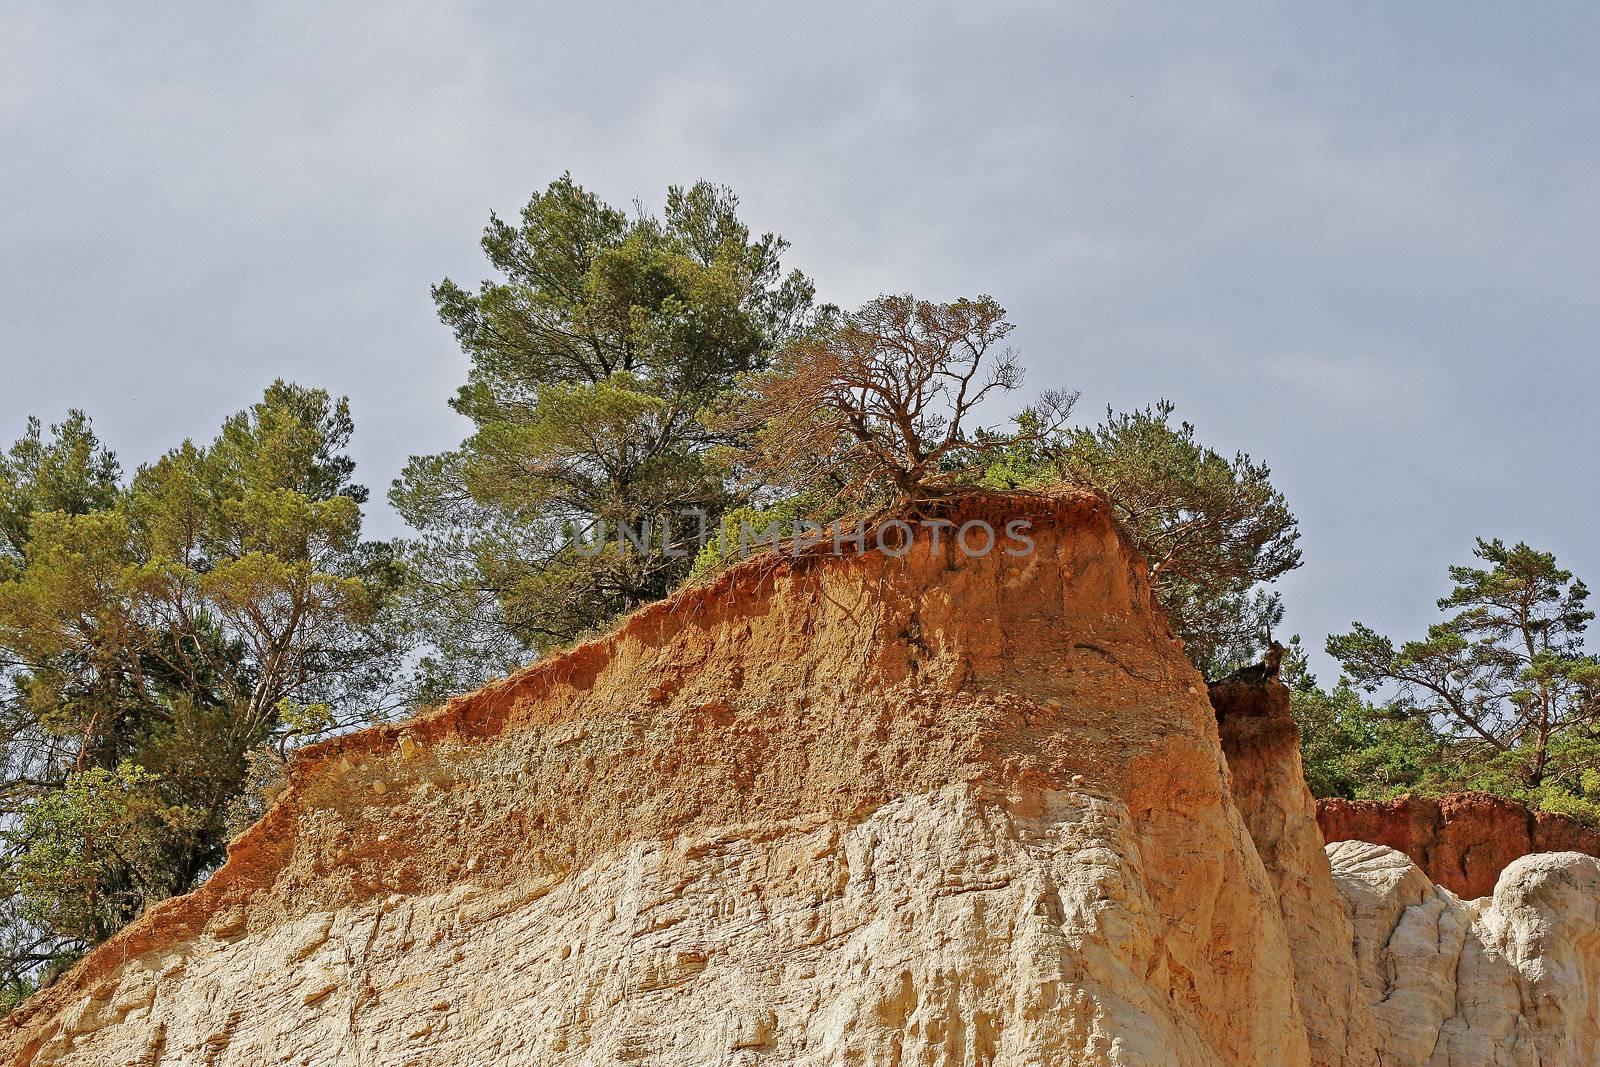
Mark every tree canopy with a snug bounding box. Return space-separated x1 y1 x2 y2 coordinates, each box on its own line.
1325 539 1600 812
979 400 1302 678
0 385 403 1001
393 175 819 700
726 294 1061 513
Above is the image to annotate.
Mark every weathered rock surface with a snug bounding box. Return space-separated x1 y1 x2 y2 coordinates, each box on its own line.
1 496 1309 1066
1213 680 1377 1067
2 493 1596 1065
1319 792 1600 900
1328 840 1600 1066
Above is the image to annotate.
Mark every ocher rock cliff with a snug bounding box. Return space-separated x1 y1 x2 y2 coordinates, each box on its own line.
2 494 1595 1065
1212 679 1377 1067
1319 792 1600 900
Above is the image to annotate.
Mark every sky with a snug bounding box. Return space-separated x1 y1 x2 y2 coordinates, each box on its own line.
2 2 1596 681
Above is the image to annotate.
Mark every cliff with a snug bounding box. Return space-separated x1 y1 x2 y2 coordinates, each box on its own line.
1212 680 1377 1067
1319 792 1600 899
1221 682 1600 1066
3 493 1596 1066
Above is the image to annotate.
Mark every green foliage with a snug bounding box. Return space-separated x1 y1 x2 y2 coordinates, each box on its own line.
1284 638 1436 799
1328 539 1598 794
1315 540 1600 820
1533 766 1600 824
685 492 842 582
6 763 198 944
0 411 122 565
978 399 1302 677
1056 402 1300 677
0 385 404 996
0 975 36 1016
394 175 817 694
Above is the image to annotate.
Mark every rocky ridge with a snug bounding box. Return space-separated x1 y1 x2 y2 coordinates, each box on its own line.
2 493 1596 1065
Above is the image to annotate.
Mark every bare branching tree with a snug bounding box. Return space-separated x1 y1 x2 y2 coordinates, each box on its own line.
729 294 1063 512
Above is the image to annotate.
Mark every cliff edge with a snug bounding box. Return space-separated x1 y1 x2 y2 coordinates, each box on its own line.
3 493 1596 1066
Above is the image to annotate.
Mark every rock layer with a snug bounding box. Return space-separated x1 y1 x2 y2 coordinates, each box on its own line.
1318 793 1600 900
0 496 1309 1067
2 493 1596 1065
1329 840 1600 1066
1213 680 1376 1067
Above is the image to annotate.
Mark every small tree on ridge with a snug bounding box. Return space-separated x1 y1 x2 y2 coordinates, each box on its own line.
730 294 1072 513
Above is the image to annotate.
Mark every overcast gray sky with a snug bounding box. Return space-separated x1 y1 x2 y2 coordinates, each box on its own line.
3 2 1596 679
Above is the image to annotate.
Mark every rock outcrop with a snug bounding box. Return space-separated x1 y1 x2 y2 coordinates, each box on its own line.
2 493 1596 1066
1319 792 1600 900
1328 841 1600 1066
1212 680 1377 1067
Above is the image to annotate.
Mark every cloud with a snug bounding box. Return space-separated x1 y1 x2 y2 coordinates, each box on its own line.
1 1 1595 685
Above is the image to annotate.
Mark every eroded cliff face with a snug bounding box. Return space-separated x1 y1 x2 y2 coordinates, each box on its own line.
1212 680 1377 1067
1328 841 1600 1066
1 496 1309 1066
1319 793 1600 900
2 493 1596 1066
1213 686 1600 1066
